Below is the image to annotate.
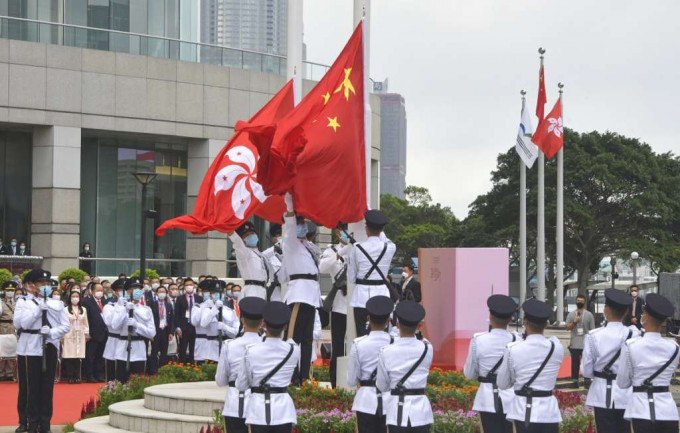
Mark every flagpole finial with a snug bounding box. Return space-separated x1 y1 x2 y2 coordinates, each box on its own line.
362 5 366 17
294 65 297 76
520 89 526 96
558 82 564 94
538 47 546 55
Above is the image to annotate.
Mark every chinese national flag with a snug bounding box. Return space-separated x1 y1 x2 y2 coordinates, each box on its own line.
532 98 563 160
237 23 367 228
536 64 547 122
155 80 294 236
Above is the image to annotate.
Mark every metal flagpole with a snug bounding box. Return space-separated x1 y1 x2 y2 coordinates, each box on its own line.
519 90 528 314
536 48 546 302
286 0 303 105
556 82 565 323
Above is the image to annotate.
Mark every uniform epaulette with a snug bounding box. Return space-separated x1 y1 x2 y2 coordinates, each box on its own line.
472 331 488 339
588 327 604 335
549 336 561 345
625 336 642 346
354 335 368 343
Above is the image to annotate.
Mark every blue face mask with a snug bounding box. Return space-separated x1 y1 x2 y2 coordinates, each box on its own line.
132 289 143 301
226 290 232 298
212 293 222 301
39 285 52 298
245 234 259 247
339 231 349 244
297 225 308 239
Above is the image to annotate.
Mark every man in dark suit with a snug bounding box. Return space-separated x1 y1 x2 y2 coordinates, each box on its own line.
400 264 421 303
0 238 8 255
82 283 108 382
17 242 29 256
174 278 202 364
628 285 645 329
149 285 174 374
7 238 18 255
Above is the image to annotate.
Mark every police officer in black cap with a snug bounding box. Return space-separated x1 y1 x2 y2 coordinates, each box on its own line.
229 221 273 300
348 209 397 337
617 293 680 433
0 280 19 381
377 301 433 432
497 300 564 433
581 288 639 433
463 295 520 433
236 301 300 432
14 269 70 433
348 296 394 433
103 278 126 381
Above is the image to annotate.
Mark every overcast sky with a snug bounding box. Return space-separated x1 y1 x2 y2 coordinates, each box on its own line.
303 1 680 219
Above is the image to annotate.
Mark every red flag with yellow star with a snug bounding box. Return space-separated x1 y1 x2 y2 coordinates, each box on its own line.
237 23 366 227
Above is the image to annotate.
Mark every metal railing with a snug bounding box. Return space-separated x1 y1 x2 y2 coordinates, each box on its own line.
0 255 43 274
0 16 331 81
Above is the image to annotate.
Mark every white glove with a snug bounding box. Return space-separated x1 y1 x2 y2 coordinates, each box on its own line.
217 322 227 332
117 297 126 306
284 192 294 212
127 318 137 328
204 299 214 308
40 301 49 311
215 300 223 309
126 302 135 311
40 325 50 335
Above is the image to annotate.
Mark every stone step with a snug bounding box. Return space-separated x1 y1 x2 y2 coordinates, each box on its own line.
74 416 138 433
108 399 214 433
143 381 225 417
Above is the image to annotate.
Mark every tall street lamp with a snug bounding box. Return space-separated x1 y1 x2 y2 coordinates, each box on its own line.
133 171 157 283
630 251 639 285
610 256 617 290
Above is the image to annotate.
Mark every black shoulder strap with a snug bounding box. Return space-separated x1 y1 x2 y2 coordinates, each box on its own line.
256 251 270 282
330 245 346 263
259 344 295 386
603 330 633 372
356 242 389 281
643 345 679 385
488 334 515 375
522 341 555 390
397 342 429 388
302 243 320 267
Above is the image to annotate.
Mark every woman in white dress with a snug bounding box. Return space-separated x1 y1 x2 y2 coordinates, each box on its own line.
62 287 90 383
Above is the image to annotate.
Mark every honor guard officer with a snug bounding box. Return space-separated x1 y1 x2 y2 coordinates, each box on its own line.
0 280 19 381
463 294 520 433
617 293 680 433
111 278 155 383
348 210 397 337
281 193 321 383
262 223 284 302
103 278 125 382
196 280 239 363
497 300 564 433
581 289 640 433
377 301 433 433
14 269 70 433
236 301 301 433
348 296 394 433
229 222 273 300
216 297 267 433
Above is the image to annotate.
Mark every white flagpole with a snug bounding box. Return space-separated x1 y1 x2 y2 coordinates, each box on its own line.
556 83 565 323
286 0 303 105
519 90 528 314
536 48 546 302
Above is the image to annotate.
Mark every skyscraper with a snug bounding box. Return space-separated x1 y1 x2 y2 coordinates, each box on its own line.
378 92 408 199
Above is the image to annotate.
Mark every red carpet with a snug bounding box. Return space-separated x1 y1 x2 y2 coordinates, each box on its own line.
0 382 102 426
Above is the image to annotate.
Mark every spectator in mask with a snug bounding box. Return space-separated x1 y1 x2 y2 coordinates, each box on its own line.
7 238 18 255
63 289 89 383
0 238 8 255
565 294 595 388
17 242 29 256
149 285 174 374
627 285 645 329
82 283 108 382
79 243 94 275
51 289 63 303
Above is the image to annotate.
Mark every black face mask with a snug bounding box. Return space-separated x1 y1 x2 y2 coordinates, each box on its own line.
576 302 585 309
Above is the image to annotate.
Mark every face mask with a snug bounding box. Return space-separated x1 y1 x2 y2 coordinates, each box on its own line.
106 293 113 299
170 290 178 297
297 225 308 239
52 294 61 300
226 290 232 298
402 272 409 279
158 293 167 300
245 234 259 248
151 283 160 290
232 291 242 300
576 302 585 309
631 291 638 298
116 291 123 299
163 284 169 289
212 293 222 301
94 291 104 299
132 289 143 301
185 286 195 294
144 285 151 292
40 285 52 298
84 247 89 252
71 297 79 305
339 231 349 244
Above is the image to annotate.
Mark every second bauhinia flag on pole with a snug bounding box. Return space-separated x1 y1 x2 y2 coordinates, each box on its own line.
155 80 294 236
516 103 538 168
237 22 367 228
532 98 563 159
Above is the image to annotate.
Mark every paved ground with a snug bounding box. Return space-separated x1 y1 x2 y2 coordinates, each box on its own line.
0 428 63 433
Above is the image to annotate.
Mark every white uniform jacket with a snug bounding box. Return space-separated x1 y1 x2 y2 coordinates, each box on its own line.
197 300 240 362
262 245 284 302
463 329 519 414
497 334 564 424
617 332 680 421
229 233 272 300
102 302 123 361
236 337 301 426
110 303 156 362
581 322 641 409
348 331 394 415
282 215 320 307
319 244 349 315
376 337 433 427
348 235 396 308
216 332 262 418
14 294 70 356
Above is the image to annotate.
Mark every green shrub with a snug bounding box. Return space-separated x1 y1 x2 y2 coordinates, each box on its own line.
130 268 160 281
20 268 31 281
58 268 88 284
0 268 11 287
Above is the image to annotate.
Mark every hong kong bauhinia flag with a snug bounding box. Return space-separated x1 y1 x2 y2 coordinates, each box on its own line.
237 22 367 228
532 98 563 160
155 81 294 236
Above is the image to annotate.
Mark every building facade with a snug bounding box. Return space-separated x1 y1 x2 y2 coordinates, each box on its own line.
378 92 407 199
0 9 381 277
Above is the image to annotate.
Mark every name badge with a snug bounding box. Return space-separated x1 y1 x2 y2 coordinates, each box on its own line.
577 327 584 336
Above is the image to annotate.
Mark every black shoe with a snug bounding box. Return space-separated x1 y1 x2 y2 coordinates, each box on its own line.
15 424 28 433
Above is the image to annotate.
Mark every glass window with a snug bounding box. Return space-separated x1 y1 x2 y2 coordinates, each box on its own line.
0 130 32 251
109 0 129 52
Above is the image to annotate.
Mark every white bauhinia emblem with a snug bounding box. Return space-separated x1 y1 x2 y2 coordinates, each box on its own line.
213 146 267 219
547 116 563 138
